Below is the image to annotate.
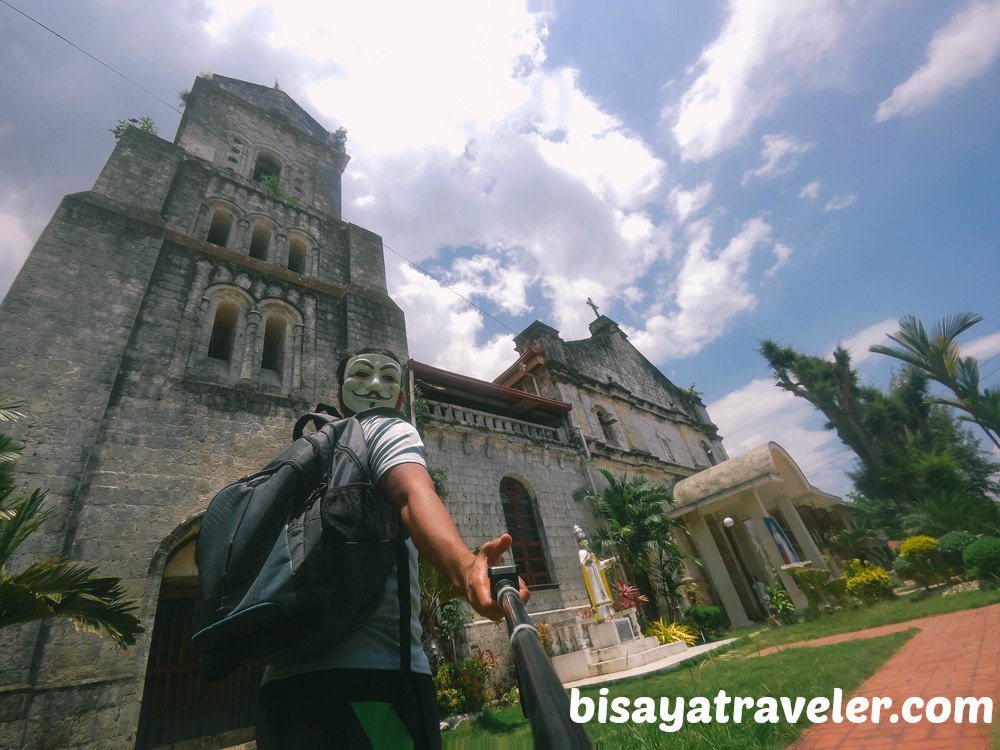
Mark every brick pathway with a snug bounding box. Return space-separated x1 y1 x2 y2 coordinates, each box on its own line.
758 603 1000 749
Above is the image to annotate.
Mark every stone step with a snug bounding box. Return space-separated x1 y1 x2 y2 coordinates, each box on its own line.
587 640 688 677
589 636 662 664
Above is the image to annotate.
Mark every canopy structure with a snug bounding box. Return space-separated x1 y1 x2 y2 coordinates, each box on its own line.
672 443 856 626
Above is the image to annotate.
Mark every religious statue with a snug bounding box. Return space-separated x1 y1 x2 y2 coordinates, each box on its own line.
573 524 616 622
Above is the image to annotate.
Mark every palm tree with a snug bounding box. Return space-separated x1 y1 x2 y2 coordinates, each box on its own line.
869 313 1000 450
0 402 143 648
585 468 684 622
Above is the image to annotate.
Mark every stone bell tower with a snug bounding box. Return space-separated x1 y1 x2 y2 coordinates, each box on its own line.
0 74 406 748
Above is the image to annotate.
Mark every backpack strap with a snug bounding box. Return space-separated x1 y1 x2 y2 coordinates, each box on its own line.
292 411 339 440
397 534 410 676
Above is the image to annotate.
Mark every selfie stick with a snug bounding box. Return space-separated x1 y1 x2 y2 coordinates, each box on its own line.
488 564 592 749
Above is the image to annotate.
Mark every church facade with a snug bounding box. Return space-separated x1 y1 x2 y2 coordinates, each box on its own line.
0 75 851 749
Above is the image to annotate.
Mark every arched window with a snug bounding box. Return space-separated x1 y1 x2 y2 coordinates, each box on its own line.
287 238 306 274
206 209 233 247
249 223 271 261
594 406 618 446
500 477 552 586
252 152 282 183
260 316 286 374
701 441 717 466
207 302 238 361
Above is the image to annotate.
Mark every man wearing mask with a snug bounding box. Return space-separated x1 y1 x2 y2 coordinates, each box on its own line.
256 348 529 749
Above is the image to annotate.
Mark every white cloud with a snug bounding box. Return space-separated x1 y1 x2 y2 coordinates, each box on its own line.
446 254 534 317
964 330 1000 361
669 181 713 223
388 262 517 380
708 378 852 495
876 0 1000 122
765 242 793 278
629 217 777 360
670 0 847 161
830 317 900 368
799 179 822 200
824 193 857 212
200 0 673 367
742 133 813 183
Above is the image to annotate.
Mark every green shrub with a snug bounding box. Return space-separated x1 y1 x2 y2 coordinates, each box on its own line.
765 585 797 624
845 566 895 604
938 531 977 570
434 658 488 715
963 537 1000 584
685 604 727 639
892 554 916 581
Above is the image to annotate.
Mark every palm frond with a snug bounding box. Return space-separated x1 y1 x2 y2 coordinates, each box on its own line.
0 403 24 423
0 489 51 567
0 565 144 648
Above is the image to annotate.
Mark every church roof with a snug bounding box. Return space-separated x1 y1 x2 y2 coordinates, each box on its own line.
411 359 572 416
207 75 334 144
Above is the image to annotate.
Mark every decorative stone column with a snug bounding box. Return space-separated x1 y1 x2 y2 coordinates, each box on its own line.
292 323 304 398
240 309 262 383
274 233 288 269
234 218 250 253
171 260 214 377
687 513 752 627
184 295 214 379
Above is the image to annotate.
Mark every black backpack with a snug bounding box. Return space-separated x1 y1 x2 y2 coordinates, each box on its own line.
191 408 411 681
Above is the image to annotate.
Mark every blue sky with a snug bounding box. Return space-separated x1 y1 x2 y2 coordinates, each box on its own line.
1 0 998 496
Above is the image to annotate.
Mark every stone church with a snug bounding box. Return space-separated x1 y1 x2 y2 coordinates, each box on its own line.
0 74 853 748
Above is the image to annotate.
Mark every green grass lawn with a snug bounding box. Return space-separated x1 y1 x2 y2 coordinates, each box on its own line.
443 630 914 749
729 587 1000 655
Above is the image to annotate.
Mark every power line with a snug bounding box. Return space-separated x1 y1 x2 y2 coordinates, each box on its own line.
381 242 520 337
2 0 524 341
802 446 853 475
0 0 183 118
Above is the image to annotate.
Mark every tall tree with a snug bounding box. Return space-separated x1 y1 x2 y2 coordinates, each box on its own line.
759 342 999 538
0 403 143 647
759 341 888 474
585 469 685 622
869 313 1000 450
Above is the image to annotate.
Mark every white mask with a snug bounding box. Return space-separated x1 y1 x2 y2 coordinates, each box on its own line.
341 353 403 414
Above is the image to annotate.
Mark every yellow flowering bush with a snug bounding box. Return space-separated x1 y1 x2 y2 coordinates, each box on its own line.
845 566 895 604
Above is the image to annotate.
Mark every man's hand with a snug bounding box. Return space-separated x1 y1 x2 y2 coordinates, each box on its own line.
461 533 530 621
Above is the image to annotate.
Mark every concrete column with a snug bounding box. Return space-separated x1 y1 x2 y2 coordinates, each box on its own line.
240 309 262 383
687 514 752 628
749 513 809 610
777 496 827 569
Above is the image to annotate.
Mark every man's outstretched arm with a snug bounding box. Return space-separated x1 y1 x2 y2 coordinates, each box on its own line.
378 462 530 621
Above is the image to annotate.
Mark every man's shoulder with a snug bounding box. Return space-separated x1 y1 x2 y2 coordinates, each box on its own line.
356 409 421 445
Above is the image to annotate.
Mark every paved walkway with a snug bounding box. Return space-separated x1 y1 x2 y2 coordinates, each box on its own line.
761 603 1000 749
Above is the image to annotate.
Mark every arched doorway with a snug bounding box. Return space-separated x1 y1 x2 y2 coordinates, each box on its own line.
136 535 263 749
